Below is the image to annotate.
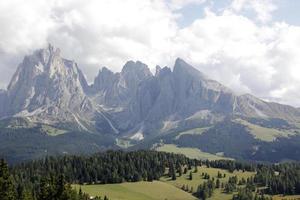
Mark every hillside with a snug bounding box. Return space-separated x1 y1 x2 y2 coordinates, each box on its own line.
73 181 197 200
4 150 300 200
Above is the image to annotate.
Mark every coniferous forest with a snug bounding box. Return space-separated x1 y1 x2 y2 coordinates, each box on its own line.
1 150 300 200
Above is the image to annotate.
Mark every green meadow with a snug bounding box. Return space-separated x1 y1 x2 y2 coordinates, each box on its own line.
74 165 256 200
74 181 197 200
156 144 232 160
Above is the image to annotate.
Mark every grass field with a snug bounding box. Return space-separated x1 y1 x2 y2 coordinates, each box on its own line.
40 125 67 136
115 138 134 148
272 195 300 200
74 181 197 200
73 165 300 200
175 127 210 140
156 144 232 160
235 119 295 142
74 165 255 200
160 165 255 200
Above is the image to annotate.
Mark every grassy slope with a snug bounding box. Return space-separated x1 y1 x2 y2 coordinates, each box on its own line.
160 165 255 200
272 195 300 200
175 127 210 140
235 119 296 142
74 166 300 200
40 125 67 136
74 165 255 200
156 144 232 160
74 181 197 200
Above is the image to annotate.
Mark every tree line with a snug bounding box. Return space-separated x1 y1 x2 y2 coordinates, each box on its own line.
1 158 109 200
254 163 300 195
1 150 300 200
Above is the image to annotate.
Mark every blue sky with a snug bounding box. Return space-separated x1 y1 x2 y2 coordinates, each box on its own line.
273 0 300 26
177 0 231 27
177 0 300 28
0 0 300 106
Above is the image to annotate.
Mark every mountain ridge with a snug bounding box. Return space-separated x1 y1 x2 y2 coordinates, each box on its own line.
1 44 300 163
1 44 300 134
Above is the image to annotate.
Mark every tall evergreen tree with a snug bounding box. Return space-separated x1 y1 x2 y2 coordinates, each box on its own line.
189 172 193 180
0 159 16 200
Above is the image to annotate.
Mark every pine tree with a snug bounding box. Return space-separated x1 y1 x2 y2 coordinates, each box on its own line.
178 166 183 177
190 186 194 193
172 171 176 180
216 179 220 188
217 171 222 178
79 187 83 198
194 165 198 173
55 174 66 199
189 172 193 180
0 159 16 200
184 167 188 174
38 177 51 200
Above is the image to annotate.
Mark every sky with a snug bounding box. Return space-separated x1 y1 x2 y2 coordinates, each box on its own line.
0 0 300 107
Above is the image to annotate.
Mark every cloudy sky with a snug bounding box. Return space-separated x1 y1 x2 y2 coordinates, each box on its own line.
0 0 300 106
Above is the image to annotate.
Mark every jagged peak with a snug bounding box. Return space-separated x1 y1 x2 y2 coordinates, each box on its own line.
101 66 113 73
7 44 88 93
44 43 60 55
121 60 152 76
94 66 115 82
96 66 114 77
174 57 192 68
157 66 172 77
173 57 206 79
34 43 61 64
155 65 162 76
174 57 186 65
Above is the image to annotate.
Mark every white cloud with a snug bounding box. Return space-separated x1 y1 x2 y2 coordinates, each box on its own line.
172 8 300 106
0 0 300 107
167 0 207 10
0 0 55 54
47 0 178 80
0 0 178 86
230 0 277 23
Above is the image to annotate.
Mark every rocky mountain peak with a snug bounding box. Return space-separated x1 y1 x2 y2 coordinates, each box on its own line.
157 66 172 78
92 67 117 92
91 61 153 109
121 60 152 78
23 43 62 71
155 65 161 76
1 45 300 138
4 44 93 125
173 58 206 80
7 44 74 91
100 66 114 74
118 60 152 92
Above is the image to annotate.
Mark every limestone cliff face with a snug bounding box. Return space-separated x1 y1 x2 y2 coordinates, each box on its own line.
91 60 152 107
0 89 7 117
7 45 87 113
2 44 118 133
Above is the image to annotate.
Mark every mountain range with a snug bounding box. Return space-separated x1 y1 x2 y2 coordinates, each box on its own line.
1 44 300 163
